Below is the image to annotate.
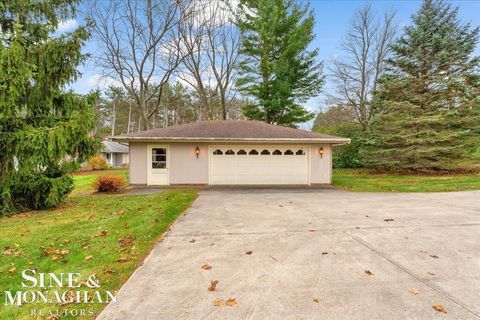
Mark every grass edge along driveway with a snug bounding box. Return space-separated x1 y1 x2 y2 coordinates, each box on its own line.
333 168 480 192
0 186 197 320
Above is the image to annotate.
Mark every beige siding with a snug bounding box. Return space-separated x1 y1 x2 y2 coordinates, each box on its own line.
310 144 332 184
129 143 147 184
127 142 334 185
169 143 209 184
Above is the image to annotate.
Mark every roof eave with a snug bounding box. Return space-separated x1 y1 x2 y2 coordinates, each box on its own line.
111 136 351 144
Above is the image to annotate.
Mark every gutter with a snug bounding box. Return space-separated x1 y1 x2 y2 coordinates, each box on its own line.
110 136 351 145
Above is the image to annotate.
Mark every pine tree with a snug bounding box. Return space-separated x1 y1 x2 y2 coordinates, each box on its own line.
365 0 480 172
236 0 324 127
0 1 99 213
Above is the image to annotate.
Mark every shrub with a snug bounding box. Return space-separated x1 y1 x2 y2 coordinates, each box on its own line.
92 175 127 193
6 170 74 213
89 155 110 170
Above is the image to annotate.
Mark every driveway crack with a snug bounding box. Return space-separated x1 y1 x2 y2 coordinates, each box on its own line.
345 231 480 319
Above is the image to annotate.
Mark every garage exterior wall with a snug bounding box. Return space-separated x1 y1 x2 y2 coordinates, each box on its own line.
310 144 332 184
128 142 147 184
169 143 209 184
127 142 333 185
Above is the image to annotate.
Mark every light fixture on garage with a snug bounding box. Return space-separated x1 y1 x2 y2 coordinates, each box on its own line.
195 146 200 158
319 147 324 159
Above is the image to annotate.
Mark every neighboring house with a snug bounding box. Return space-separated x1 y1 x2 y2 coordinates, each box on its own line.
112 120 350 186
101 140 129 168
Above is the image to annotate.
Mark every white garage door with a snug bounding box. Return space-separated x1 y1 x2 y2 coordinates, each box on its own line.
209 146 309 185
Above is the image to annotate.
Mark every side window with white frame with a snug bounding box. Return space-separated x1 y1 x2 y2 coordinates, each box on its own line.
152 148 166 168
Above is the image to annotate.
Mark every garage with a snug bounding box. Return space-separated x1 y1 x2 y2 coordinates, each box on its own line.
113 120 350 186
209 145 309 185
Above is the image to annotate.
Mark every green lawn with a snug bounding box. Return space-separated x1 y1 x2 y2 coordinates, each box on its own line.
0 170 197 320
71 168 128 195
333 168 480 192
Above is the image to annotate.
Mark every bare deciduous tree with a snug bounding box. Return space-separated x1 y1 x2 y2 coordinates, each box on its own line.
177 0 240 120
328 4 397 130
88 0 190 130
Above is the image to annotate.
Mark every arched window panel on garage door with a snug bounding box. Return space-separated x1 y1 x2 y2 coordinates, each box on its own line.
249 149 259 155
237 149 247 155
213 149 223 155
261 149 270 155
272 149 282 155
225 149 235 155
284 149 294 155
296 149 306 155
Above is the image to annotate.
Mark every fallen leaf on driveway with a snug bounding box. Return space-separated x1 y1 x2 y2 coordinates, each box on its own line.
322 252 328 255
202 264 212 270
365 270 374 276
225 298 237 306
313 298 319 303
213 299 224 307
208 280 219 291
384 218 394 222
245 250 253 255
432 304 447 313
429 255 439 259
427 272 436 276
409 288 419 295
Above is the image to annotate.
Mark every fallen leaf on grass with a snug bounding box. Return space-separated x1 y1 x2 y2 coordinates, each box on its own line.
432 304 447 313
3 247 11 255
384 218 394 222
429 255 439 259
409 288 419 295
365 270 374 276
13 243 20 249
208 280 219 292
202 264 212 270
225 298 237 306
85 256 93 261
96 230 108 237
245 251 253 255
118 235 135 247
313 298 319 303
51 254 59 261
43 247 56 256
117 256 128 262
213 299 224 307
8 267 16 273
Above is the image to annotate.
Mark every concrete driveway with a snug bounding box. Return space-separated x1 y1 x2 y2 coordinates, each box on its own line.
99 189 480 320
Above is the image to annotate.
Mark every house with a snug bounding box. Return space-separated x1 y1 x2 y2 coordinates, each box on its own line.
100 140 129 168
112 120 350 186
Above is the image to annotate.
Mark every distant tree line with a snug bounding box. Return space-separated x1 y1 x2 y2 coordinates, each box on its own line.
314 0 480 172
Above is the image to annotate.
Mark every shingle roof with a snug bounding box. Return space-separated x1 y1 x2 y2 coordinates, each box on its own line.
112 120 350 144
102 140 129 153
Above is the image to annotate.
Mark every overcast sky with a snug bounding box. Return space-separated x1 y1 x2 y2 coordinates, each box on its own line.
67 0 480 128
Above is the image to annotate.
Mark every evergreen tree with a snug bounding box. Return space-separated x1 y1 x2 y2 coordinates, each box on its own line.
365 0 480 172
236 0 324 127
0 1 99 213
